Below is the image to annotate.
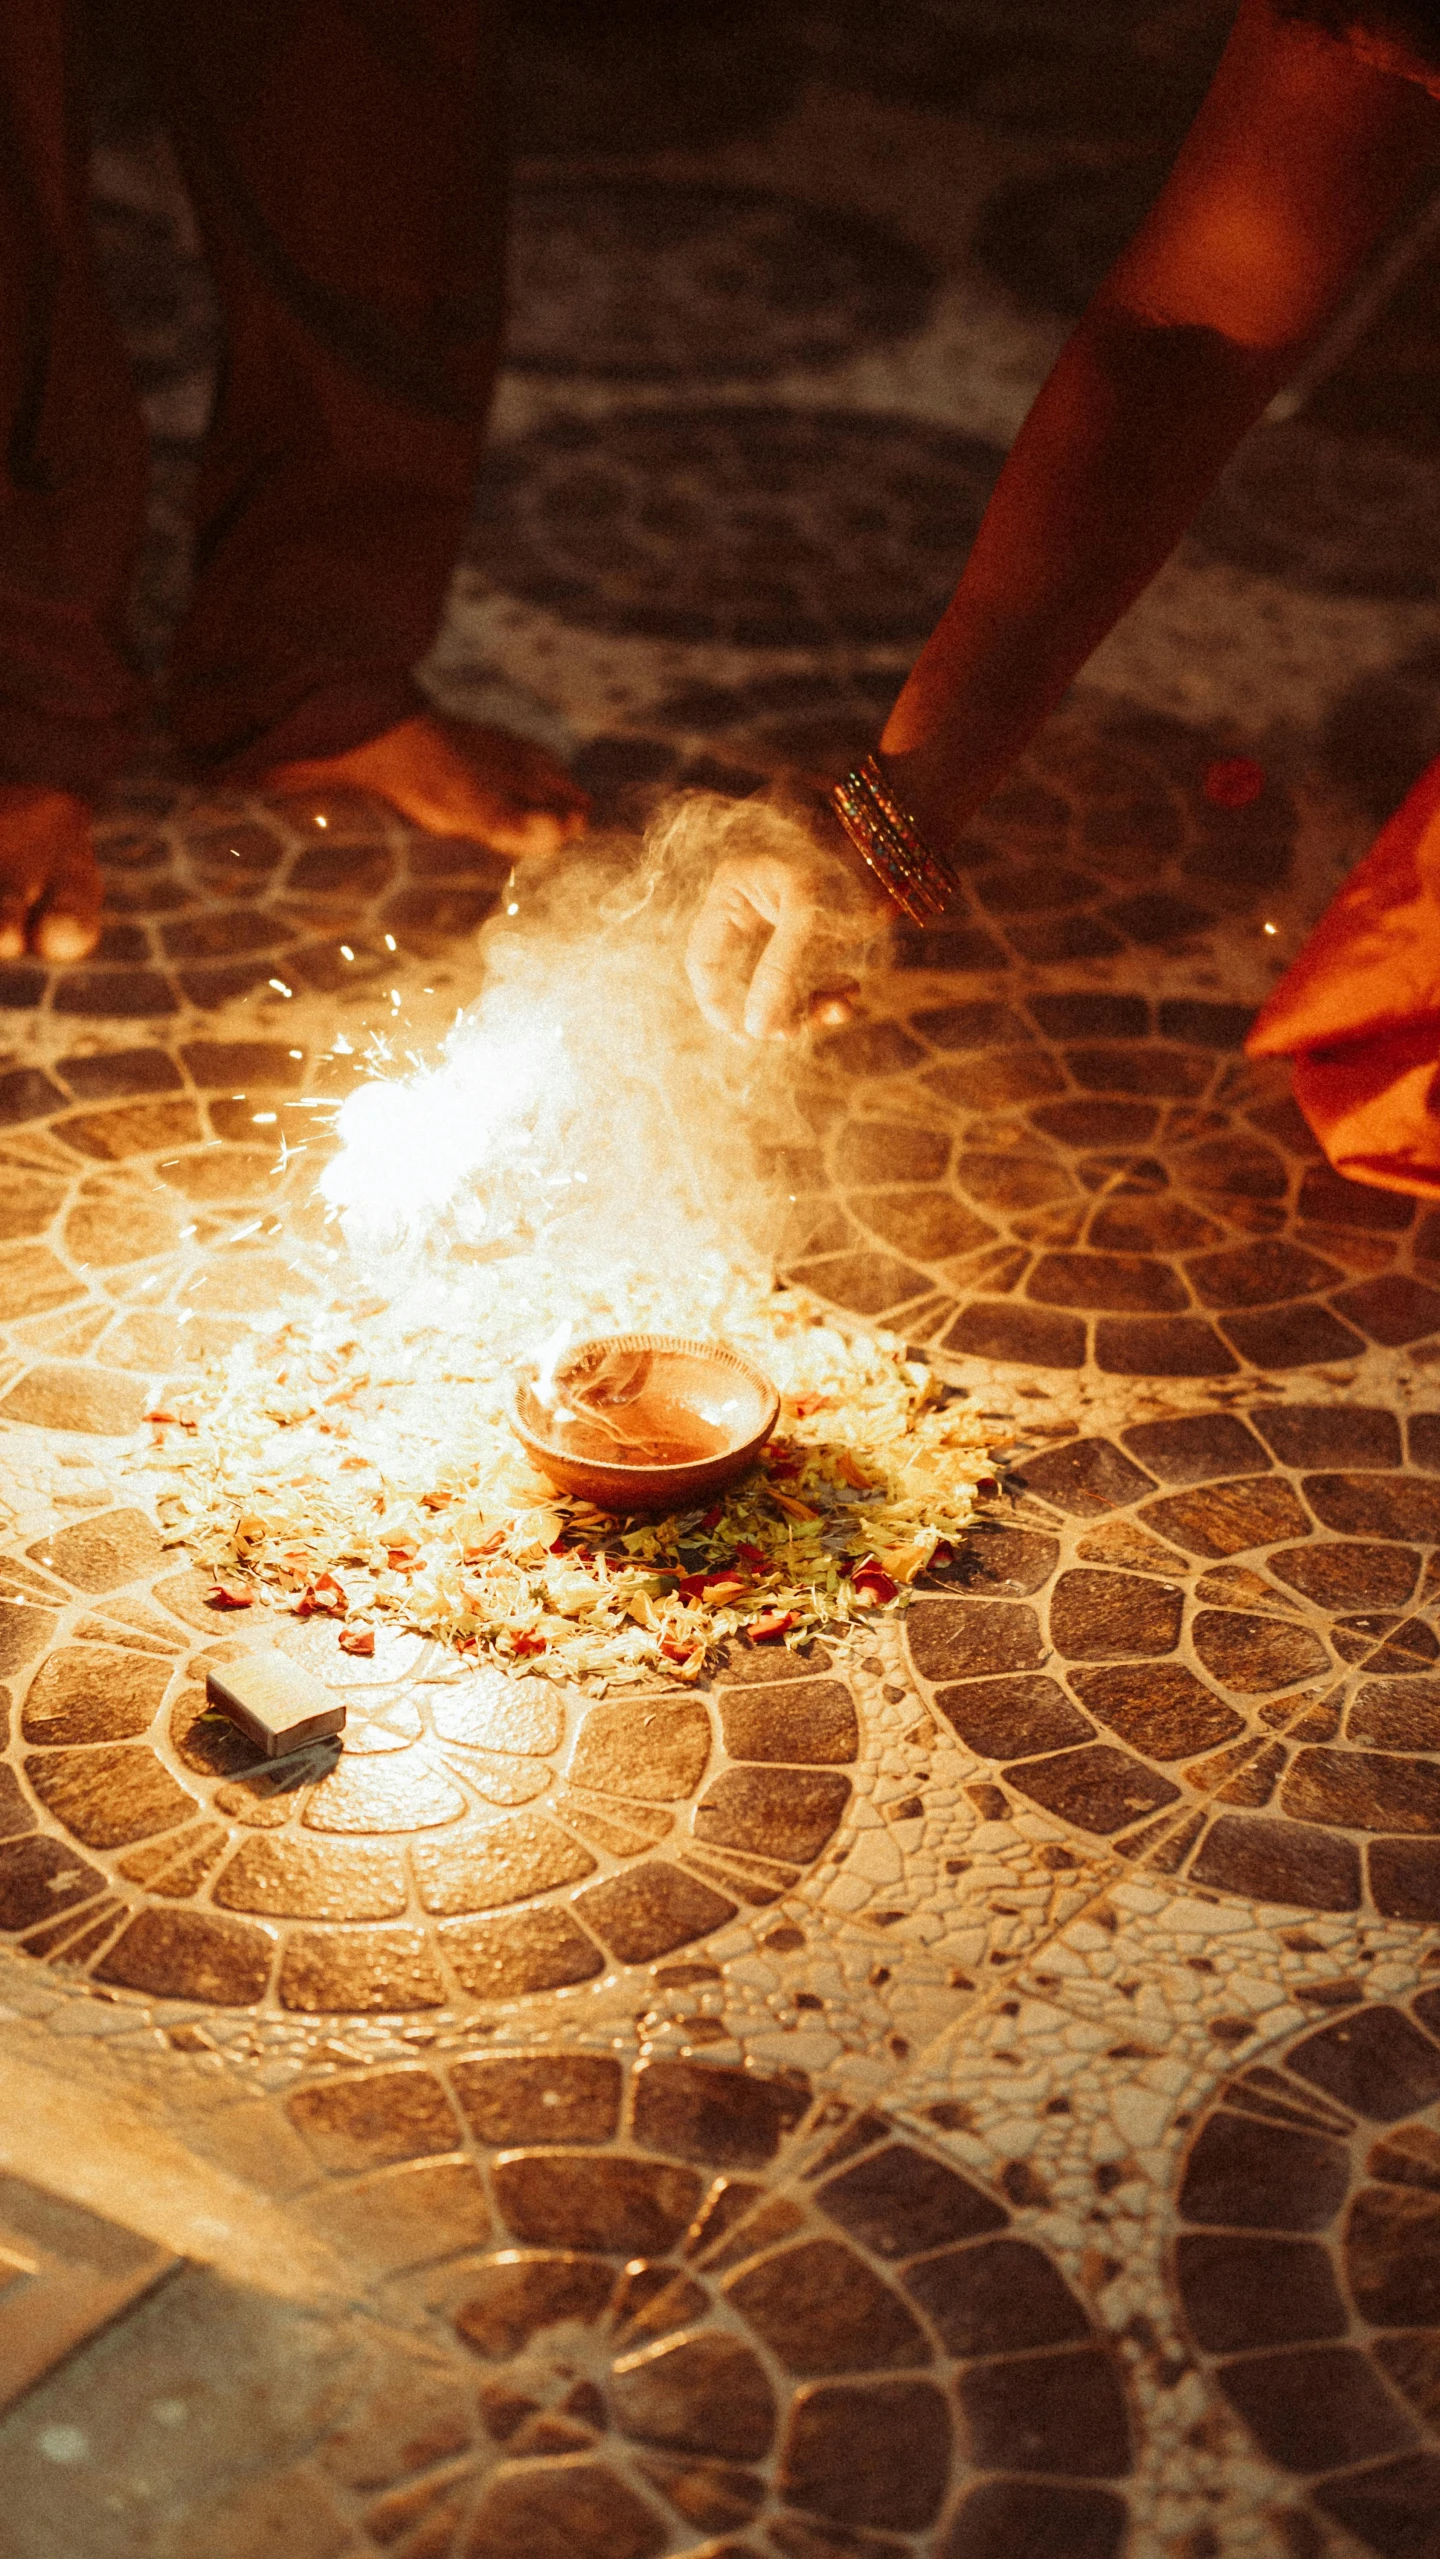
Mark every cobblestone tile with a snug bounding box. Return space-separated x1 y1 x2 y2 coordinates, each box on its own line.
2 16 1440 2544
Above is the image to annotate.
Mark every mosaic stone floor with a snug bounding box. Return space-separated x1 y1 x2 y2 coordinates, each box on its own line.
5 5 1440 2554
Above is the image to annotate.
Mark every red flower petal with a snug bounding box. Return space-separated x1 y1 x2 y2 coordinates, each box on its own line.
748 1608 796 1642
852 1562 898 1602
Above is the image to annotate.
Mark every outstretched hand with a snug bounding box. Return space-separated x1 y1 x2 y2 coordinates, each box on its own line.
685 834 891 1040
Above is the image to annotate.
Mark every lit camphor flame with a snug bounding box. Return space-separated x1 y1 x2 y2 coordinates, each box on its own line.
530 1317 574 1409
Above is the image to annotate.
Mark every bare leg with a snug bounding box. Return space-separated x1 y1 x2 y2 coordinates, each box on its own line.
0 790 103 961
262 712 590 859
0 2 151 919
131 0 522 810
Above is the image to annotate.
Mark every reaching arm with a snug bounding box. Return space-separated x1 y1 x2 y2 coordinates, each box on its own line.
881 0 1440 842
688 0 1440 1036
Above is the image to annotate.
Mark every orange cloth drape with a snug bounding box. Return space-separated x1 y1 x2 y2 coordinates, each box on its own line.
1247 757 1440 1200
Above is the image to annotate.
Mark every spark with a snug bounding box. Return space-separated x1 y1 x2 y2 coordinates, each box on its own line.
317 1019 553 1243
253 1112 278 1125
315 814 328 828
340 945 355 962
269 978 294 997
384 934 397 952
1263 921 1277 935
289 1049 303 1059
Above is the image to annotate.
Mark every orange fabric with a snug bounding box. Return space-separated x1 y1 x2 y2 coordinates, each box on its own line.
1246 757 1440 1199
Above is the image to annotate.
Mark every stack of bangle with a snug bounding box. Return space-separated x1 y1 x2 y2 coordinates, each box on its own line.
829 754 954 926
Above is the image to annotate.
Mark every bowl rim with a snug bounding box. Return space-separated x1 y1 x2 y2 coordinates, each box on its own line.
512 1329 780 1479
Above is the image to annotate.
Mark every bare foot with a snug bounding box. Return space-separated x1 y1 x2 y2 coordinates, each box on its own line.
0 788 103 962
262 712 590 858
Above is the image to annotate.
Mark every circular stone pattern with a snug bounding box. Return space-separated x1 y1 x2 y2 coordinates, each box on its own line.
763 697 1440 1375
792 994 1440 1375
802 0 1225 139
1192 417 1440 603
857 694 1300 958
302 2051 1134 2557
1173 1990 1440 2552
795 995 1440 1374
575 691 1304 977
507 0 803 157
0 1542 858 2013
901 1404 1440 1919
507 182 936 381
568 666 915 827
1322 638 1440 829
469 409 1006 649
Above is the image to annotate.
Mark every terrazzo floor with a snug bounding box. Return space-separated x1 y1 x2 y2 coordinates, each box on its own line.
4 6 1440 2554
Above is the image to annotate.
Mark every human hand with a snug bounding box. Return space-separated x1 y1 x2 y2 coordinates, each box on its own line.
685 837 891 1040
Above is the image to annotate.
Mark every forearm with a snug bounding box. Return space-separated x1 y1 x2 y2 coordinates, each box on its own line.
877 0 1440 855
879 301 1290 848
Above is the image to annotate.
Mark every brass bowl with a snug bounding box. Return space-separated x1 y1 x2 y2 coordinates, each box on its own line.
513 1332 779 1512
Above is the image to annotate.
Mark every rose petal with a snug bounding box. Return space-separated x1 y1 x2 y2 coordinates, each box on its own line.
207 1582 253 1610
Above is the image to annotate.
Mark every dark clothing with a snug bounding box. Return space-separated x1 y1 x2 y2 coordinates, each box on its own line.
0 0 508 792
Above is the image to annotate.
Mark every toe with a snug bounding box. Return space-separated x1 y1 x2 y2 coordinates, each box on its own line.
433 718 591 848
0 790 99 963
35 906 101 963
258 716 592 859
33 835 102 960
34 847 103 962
0 874 43 961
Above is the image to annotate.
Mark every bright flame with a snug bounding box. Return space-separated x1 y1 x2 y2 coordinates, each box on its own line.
310 793 875 1348
319 1022 552 1244
532 1316 573 1407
